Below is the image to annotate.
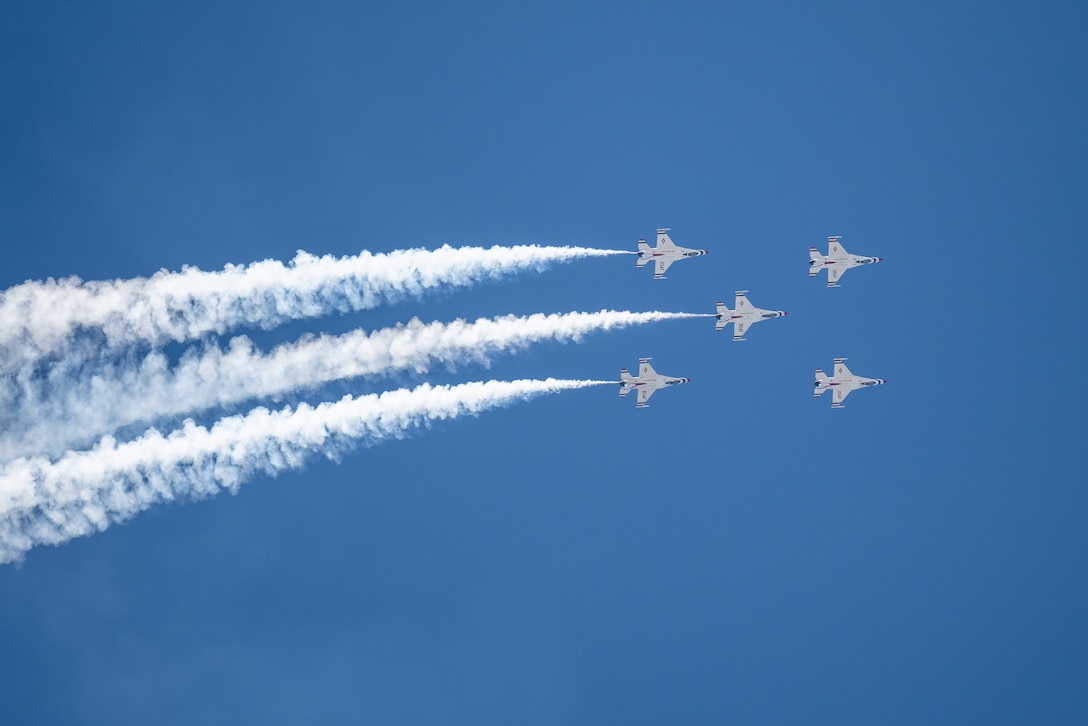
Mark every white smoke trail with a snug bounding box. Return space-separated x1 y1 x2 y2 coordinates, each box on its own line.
0 244 630 372
0 378 611 564
0 310 709 461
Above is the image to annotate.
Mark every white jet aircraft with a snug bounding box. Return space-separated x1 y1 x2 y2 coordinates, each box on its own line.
814 358 886 408
637 228 708 280
715 291 788 341
809 236 882 287
619 357 690 408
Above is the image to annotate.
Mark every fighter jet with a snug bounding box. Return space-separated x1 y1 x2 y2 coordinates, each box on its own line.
809 236 882 287
814 358 886 408
619 357 690 408
637 228 708 279
715 291 788 341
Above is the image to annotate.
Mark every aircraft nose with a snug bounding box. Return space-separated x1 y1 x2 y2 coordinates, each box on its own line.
781 311 789 316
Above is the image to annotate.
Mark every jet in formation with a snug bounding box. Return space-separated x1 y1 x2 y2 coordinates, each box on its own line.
814 358 886 408
715 291 788 341
637 229 708 280
619 358 690 408
809 236 882 287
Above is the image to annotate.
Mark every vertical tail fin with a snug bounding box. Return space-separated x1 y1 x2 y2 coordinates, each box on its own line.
814 368 831 396
636 238 650 267
809 247 823 277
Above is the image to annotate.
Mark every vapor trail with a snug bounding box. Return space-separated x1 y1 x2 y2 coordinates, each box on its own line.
0 310 709 461
0 244 630 372
0 378 611 564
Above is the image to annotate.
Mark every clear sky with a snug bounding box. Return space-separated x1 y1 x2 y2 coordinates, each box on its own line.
2 1 1086 723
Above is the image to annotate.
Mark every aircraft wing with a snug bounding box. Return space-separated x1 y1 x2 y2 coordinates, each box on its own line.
654 258 672 279
827 265 845 286
637 387 654 408
832 387 852 407
733 320 748 341
639 360 657 378
657 231 676 249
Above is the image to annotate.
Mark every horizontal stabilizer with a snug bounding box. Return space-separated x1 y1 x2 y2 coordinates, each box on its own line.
715 301 729 331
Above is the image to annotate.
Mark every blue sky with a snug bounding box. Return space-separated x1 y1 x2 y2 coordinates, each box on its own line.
2 1 1086 723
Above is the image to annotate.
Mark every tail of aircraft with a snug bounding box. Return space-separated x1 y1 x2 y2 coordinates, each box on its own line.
814 368 831 396
808 247 824 277
715 301 729 331
618 368 634 397
636 238 650 267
